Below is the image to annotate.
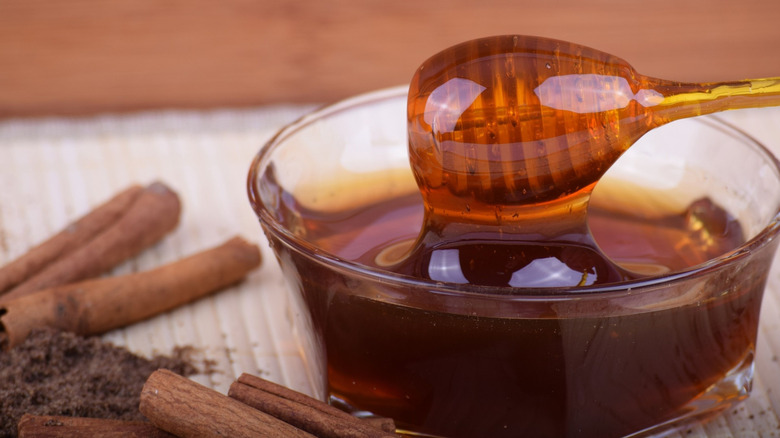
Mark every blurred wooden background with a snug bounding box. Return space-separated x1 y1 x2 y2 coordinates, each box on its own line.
1 0 779 118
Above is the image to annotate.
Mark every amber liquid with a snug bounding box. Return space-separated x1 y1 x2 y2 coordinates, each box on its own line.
277 190 767 437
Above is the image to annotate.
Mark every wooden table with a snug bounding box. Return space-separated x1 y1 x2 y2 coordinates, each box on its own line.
1 0 779 117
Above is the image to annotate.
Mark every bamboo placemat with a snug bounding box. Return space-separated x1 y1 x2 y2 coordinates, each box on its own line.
1 105 779 437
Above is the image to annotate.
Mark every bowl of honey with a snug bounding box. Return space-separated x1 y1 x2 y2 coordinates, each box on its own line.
249 37 780 438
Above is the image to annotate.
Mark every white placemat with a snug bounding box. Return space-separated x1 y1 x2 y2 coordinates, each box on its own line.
1 105 779 437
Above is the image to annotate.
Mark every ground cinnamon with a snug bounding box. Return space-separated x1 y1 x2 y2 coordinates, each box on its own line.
0 181 181 303
0 328 198 438
229 373 398 437
140 369 314 438
17 414 175 438
0 184 144 295
0 236 261 350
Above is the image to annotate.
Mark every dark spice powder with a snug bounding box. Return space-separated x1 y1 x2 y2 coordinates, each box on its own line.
0 328 199 437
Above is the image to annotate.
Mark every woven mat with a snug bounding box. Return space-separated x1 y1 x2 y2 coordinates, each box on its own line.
1 105 780 437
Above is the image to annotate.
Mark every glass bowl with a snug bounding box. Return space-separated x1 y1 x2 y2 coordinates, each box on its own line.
248 86 780 437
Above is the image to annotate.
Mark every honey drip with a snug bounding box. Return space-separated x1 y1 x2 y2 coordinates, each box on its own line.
391 35 780 287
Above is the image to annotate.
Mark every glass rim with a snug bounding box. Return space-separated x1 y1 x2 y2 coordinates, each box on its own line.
248 85 780 302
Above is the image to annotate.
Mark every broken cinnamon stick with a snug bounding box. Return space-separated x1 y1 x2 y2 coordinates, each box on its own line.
0 181 181 303
140 369 314 438
17 414 175 438
0 184 144 295
0 236 261 350
228 373 398 438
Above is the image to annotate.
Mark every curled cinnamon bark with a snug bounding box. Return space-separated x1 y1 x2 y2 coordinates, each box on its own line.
17 414 175 438
0 181 181 303
0 184 144 295
0 236 261 350
229 373 398 437
140 370 314 438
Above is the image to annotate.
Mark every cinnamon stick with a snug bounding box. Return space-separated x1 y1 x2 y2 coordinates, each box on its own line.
0 184 144 295
17 414 175 438
228 373 398 438
0 236 261 350
140 369 314 438
0 181 181 303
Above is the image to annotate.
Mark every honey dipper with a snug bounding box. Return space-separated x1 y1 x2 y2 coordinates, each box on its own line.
392 35 780 288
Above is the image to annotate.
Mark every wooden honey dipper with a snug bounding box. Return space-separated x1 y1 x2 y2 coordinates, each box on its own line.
390 35 780 288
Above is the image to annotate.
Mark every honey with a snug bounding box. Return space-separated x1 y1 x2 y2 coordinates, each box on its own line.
282 190 760 437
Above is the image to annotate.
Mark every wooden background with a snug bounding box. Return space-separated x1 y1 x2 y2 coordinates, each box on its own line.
1 0 779 118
